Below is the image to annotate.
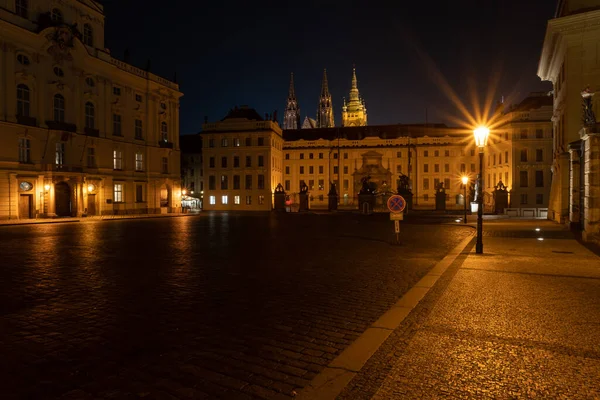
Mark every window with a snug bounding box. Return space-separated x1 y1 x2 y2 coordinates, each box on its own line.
499 154 502 164
309 153 314 159
161 122 168 142
333 166 338 174
318 179 324 190
397 151 402 158
84 102 94 128
445 150 450 157
209 139 215 148
300 153 304 160
16 84 30 117
135 152 143 171
209 157 215 168
83 24 93 46
520 194 528 205
258 196 265 205
17 54 30 65
245 137 252 146
444 164 449 173
208 176 216 190
53 67 64 78
520 129 527 139
221 138 228 147
435 164 439 173
535 171 544 187
233 175 240 189
300 166 304 174
487 174 490 188
285 180 290 191
85 77 95 87
470 149 475 156
493 154 496 165
285 166 290 174
113 114 122 136
460 163 465 172
245 156 251 167
424 164 429 173
234 138 240 147
471 163 475 172
221 175 228 190
113 150 122 170
434 178 440 189
160 102 167 110
245 175 252 189
424 194 429 201
246 196 252 205
344 153 348 159
434 150 439 157
53 94 65 122
536 129 543 139
520 171 528 187
136 184 143 202
424 150 429 157
135 94 142 102
423 178 429 190
285 153 290 160
135 119 143 139
319 166 323 174
536 149 543 162
221 157 227 168
258 137 264 146
15 0 28 18
51 8 63 22
258 155 264 167
333 153 338 159
319 153 323 159
209 196 216 205
505 172 508 183
520 149 527 162
18 138 30 163
309 166 314 174
444 178 450 189
87 147 96 168
113 86 121 96
114 183 123 202
309 180 314 190
54 142 65 166
233 156 240 168
234 195 240 205
343 179 349 189
505 151 509 164
258 174 265 189
344 166 349 174
162 157 168 173
536 194 543 205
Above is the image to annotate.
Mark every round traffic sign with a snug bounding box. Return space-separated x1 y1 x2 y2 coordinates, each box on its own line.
387 195 406 213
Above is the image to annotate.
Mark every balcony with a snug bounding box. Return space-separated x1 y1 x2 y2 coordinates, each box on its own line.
84 127 100 137
159 140 174 149
16 115 37 127
46 120 77 132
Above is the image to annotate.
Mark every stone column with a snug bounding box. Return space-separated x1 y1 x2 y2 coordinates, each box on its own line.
581 131 600 243
568 141 582 229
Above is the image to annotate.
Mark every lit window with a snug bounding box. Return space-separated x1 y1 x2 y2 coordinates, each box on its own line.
161 122 168 142
234 195 240 205
135 152 143 171
53 94 65 122
113 150 122 170
246 196 251 205
258 195 264 205
234 138 240 147
209 196 216 205
84 102 95 129
16 84 30 117
221 195 228 205
114 183 123 202
83 23 93 47
55 142 65 166
221 138 228 147
18 138 30 163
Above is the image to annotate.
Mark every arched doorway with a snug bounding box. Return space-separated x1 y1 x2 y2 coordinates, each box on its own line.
160 184 171 208
55 182 71 216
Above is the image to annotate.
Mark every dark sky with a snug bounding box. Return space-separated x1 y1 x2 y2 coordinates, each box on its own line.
102 0 556 133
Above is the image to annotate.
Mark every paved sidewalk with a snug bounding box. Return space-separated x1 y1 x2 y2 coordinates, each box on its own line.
334 220 600 398
0 213 197 226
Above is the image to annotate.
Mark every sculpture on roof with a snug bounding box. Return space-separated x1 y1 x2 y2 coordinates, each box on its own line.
582 86 596 126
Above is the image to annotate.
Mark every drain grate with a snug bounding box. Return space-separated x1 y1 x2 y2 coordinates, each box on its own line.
552 250 574 254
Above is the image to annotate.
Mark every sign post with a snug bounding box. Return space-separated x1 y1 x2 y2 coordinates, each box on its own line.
387 195 406 245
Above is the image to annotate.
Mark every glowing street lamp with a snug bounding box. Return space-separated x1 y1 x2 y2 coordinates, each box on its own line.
182 189 187 196
461 176 469 224
473 126 490 254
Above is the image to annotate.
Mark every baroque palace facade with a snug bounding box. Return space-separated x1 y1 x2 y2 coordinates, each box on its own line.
186 93 552 214
0 0 182 219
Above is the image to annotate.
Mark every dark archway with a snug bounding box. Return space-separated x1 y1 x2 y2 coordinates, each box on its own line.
55 182 71 216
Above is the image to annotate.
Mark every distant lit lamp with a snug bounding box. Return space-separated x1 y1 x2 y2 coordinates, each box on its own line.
190 191 194 195
87 184 95 193
473 126 490 254
44 184 50 191
461 176 469 225
182 189 187 196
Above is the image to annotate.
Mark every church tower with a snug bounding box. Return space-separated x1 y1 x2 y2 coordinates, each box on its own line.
316 69 335 128
283 73 301 130
341 67 367 127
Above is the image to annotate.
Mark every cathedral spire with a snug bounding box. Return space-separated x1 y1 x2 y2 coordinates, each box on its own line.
341 66 367 127
283 72 301 130
317 69 335 128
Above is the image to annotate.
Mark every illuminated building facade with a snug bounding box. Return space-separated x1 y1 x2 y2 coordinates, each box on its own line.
341 68 367 127
0 0 183 219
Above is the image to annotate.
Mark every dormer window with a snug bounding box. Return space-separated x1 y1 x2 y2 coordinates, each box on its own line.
17 54 30 66
15 0 28 18
83 24 93 47
85 77 95 87
51 8 63 23
53 66 64 77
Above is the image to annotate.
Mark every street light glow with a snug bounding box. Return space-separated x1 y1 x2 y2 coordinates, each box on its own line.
473 126 490 148
461 176 469 185
44 184 50 191
182 189 187 196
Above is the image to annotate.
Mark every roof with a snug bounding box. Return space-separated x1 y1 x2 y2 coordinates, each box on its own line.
283 123 460 142
179 134 203 153
510 93 553 112
221 106 264 121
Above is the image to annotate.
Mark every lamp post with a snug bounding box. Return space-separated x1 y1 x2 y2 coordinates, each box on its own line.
473 126 490 254
461 176 469 224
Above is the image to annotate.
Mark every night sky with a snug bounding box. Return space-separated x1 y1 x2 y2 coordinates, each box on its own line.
102 0 556 134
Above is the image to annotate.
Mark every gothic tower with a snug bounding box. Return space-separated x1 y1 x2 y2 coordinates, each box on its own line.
341 67 367 127
283 72 301 130
316 69 335 128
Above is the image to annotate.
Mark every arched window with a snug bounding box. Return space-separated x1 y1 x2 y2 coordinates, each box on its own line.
83 24 93 47
84 102 95 129
161 122 168 142
51 8 62 23
17 84 30 117
15 0 28 18
53 94 65 122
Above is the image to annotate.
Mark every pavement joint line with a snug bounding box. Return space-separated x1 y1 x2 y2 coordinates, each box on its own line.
296 233 474 400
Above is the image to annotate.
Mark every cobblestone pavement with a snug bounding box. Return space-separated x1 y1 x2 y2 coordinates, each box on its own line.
339 220 600 399
0 212 471 399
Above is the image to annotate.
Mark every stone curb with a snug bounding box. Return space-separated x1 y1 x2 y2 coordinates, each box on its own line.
296 233 474 400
